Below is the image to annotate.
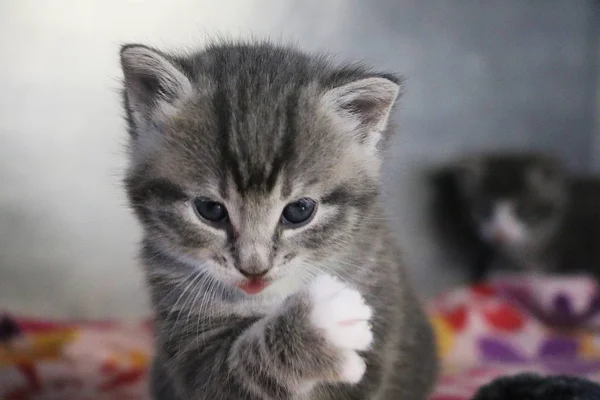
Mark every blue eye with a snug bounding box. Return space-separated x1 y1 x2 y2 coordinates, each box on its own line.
281 198 317 227
193 198 228 223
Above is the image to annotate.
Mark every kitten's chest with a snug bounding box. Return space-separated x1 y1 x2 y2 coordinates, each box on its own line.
495 243 550 272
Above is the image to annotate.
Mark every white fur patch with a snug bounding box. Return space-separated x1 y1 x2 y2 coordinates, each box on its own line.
261 269 307 299
481 201 528 247
308 275 373 383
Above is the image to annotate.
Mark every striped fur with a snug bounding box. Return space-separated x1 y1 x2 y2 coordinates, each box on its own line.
120 40 437 400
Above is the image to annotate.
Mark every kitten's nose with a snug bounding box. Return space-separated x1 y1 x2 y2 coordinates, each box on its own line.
238 268 269 279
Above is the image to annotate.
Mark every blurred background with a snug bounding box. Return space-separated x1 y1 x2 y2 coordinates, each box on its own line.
0 0 599 318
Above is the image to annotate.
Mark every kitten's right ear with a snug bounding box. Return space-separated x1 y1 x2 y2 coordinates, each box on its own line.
120 44 192 124
321 76 400 151
528 158 565 193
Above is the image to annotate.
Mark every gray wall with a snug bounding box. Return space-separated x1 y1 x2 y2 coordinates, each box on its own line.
0 0 598 317
589 1 600 172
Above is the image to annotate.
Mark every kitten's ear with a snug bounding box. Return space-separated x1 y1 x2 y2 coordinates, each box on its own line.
120 44 192 124
321 76 400 148
528 159 565 193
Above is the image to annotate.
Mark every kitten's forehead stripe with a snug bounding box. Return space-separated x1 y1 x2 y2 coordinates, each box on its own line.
214 83 238 199
267 91 298 197
219 87 300 196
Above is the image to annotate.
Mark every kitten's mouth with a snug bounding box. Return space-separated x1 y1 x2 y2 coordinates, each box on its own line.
238 279 269 295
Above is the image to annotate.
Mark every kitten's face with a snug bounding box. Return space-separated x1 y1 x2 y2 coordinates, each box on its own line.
120 44 399 294
457 155 567 251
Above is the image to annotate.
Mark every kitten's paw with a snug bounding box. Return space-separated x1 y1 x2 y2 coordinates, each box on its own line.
308 275 373 383
337 350 367 384
309 275 373 350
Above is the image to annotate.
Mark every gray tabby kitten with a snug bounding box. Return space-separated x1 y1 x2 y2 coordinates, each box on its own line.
120 40 437 400
431 153 600 282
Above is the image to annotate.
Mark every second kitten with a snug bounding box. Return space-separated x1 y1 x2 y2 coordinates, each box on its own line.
431 152 600 282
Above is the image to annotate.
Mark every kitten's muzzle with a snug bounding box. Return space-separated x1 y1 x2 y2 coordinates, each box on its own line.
237 267 271 294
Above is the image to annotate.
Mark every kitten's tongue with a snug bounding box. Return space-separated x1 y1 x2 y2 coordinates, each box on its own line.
239 279 268 295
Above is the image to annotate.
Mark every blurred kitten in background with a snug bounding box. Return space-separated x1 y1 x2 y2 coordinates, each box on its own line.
430 153 600 283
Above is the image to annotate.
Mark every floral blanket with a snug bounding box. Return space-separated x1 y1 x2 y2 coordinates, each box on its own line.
430 275 600 400
2 275 600 400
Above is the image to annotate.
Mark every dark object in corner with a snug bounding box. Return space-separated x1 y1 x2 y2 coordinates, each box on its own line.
472 373 600 400
0 315 22 342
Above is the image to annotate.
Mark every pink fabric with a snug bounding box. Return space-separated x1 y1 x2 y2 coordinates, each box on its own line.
0 319 152 399
430 274 600 399
2 274 600 399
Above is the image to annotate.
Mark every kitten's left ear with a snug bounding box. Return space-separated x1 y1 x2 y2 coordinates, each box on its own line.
528 159 565 193
321 76 401 149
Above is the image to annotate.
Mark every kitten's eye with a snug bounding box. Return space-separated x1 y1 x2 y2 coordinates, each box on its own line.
193 198 228 224
281 198 317 227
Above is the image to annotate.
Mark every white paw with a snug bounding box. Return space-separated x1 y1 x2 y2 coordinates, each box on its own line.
337 350 367 384
308 275 373 383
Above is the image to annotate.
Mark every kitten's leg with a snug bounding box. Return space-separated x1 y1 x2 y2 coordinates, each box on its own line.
149 355 183 400
160 275 372 400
